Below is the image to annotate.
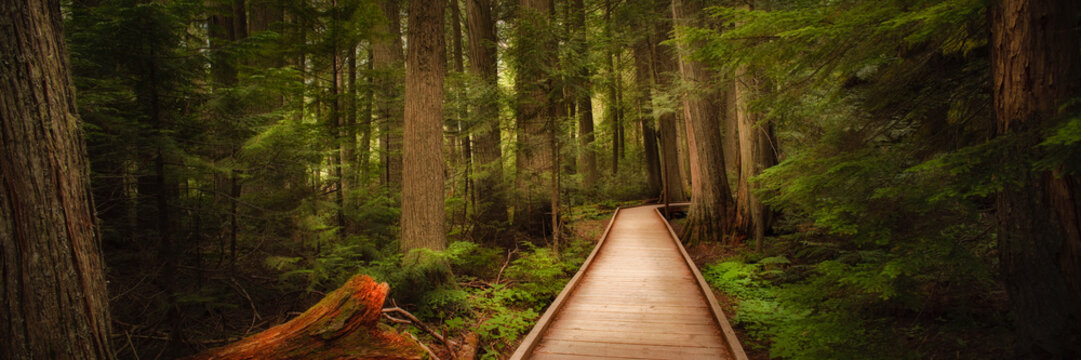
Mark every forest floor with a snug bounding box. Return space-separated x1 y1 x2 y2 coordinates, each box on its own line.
673 216 1016 360
108 201 1015 360
106 201 633 360
668 218 770 360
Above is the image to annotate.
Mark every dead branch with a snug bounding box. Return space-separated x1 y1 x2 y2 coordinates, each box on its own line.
494 246 519 285
382 314 412 324
381 307 450 347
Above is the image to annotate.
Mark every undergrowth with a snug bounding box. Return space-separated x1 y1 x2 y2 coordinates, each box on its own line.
704 241 1011 360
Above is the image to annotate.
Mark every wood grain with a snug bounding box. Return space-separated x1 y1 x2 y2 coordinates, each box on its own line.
511 205 744 359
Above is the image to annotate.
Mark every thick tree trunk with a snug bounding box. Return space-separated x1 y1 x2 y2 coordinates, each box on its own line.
570 0 597 190
374 0 405 192
671 0 734 244
466 0 508 242
513 0 556 232
732 68 776 250
722 78 739 179
649 1 687 203
991 0 1081 356
0 0 114 358
401 0 448 257
186 275 425 360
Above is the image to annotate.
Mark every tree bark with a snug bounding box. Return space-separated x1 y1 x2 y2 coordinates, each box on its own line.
605 0 620 176
513 0 557 232
401 0 448 257
991 0 1081 356
634 37 662 197
649 0 687 202
360 50 374 177
0 0 114 358
343 42 358 204
330 21 345 239
570 0 598 190
186 275 425 360
450 0 472 232
671 0 734 244
615 52 626 164
374 0 405 192
722 78 740 179
732 68 776 250
465 0 508 242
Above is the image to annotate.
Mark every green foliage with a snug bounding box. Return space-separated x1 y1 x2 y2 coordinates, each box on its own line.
370 238 595 357
504 243 579 305
706 259 908 359
1038 112 1081 175
671 0 1018 358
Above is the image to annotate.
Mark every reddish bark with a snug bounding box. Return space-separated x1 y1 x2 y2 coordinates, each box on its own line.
991 0 1081 356
186 275 425 360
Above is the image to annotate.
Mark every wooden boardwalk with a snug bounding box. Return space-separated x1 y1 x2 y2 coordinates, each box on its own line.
510 205 747 360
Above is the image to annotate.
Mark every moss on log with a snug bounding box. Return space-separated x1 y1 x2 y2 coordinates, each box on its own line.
187 275 425 360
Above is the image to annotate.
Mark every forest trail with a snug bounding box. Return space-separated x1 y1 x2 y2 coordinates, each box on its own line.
511 205 747 360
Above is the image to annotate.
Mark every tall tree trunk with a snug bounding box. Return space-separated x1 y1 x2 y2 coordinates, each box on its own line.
671 0 734 244
615 51 625 163
450 0 472 230
732 68 776 250
209 0 248 264
292 14 307 121
374 0 405 192
360 49 374 177
650 0 687 202
513 0 556 232
248 0 283 39
605 0 619 176
0 0 114 358
722 78 739 178
343 42 358 205
466 0 507 242
249 0 285 110
401 0 447 257
991 0 1081 356
330 21 346 240
634 37 662 197
570 0 597 190
550 0 566 251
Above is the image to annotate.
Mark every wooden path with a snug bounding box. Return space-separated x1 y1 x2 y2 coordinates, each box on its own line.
510 205 747 360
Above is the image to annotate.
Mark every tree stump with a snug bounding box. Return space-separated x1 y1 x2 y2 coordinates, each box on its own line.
187 275 425 360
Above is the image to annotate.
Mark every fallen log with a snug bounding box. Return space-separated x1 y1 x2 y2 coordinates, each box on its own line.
186 275 426 360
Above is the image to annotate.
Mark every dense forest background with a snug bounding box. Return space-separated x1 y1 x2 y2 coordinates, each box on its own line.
2 0 1080 358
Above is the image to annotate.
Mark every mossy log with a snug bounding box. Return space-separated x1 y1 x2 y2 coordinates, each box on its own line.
187 275 425 360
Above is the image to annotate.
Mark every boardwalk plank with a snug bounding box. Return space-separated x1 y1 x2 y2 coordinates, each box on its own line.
543 328 727 346
512 206 742 360
548 318 721 334
534 340 727 360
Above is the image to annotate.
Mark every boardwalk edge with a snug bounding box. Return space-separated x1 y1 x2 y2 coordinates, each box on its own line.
654 206 750 360
508 206 624 360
